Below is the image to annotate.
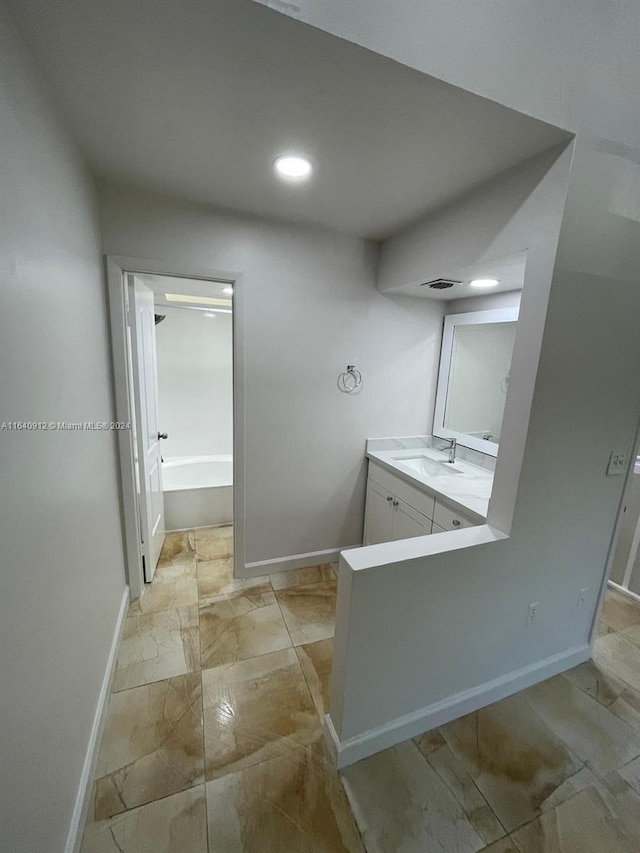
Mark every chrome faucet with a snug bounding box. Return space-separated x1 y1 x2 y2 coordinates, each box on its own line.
441 437 457 463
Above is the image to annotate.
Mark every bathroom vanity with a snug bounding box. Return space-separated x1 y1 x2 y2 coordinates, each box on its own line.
363 442 493 545
361 305 516 545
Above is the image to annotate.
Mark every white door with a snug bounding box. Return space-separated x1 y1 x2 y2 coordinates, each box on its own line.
129 275 166 581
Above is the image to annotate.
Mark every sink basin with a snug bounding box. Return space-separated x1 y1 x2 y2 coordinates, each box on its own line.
396 454 464 478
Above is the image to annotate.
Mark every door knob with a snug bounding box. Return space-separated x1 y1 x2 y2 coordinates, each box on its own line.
158 432 168 440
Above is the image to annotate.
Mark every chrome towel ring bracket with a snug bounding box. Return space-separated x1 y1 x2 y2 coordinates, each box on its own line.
338 364 363 394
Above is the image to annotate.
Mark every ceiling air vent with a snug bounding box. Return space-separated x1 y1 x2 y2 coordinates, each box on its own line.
421 278 462 290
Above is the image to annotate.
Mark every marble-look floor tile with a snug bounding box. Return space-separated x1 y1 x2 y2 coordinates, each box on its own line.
156 531 196 568
593 631 640 692
81 786 207 853
621 621 640 649
561 659 628 707
563 657 640 733
112 606 199 692
194 524 233 561
197 556 270 604
129 562 198 616
477 839 520 853
275 578 337 646
609 686 640 732
270 563 336 591
94 673 203 819
202 647 318 780
296 638 333 717
537 765 599 812
618 754 640 795
524 675 640 777
426 741 507 845
442 693 582 833
599 589 640 633
199 590 291 668
511 782 640 852
413 728 447 757
341 740 486 852
205 739 365 852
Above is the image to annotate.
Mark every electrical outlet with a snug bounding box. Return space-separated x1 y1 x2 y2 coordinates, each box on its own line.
526 602 539 625
577 588 589 608
607 451 627 476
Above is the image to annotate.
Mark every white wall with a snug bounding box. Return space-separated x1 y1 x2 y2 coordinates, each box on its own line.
156 306 233 459
282 2 640 765
378 146 567 295
445 290 521 316
0 6 126 852
329 256 640 764
98 182 445 569
379 145 575 534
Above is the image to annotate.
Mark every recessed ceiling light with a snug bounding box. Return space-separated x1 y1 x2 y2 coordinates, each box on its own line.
274 155 313 180
223 286 233 295
469 278 500 288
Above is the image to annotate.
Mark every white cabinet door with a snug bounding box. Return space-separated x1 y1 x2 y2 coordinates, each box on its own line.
393 499 432 541
363 479 394 545
432 499 474 531
129 275 166 582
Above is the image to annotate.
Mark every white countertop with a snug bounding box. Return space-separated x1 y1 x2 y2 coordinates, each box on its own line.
366 446 493 521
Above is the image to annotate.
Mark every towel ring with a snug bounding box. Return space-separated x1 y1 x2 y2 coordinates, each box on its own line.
338 365 362 394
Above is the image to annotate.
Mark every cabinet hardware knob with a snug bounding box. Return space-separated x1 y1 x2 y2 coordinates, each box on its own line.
392 500 399 507
452 519 461 527
387 496 393 502
157 432 169 440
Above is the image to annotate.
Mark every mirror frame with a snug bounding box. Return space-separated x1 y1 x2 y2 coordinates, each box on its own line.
433 306 519 457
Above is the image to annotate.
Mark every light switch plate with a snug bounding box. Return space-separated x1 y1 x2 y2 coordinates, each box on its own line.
607 451 627 476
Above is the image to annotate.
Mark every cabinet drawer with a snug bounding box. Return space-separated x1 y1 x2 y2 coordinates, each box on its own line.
432 499 475 531
368 461 435 520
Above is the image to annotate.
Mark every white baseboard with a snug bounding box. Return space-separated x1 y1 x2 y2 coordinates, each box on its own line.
608 580 640 605
323 643 590 769
65 586 130 853
241 544 359 578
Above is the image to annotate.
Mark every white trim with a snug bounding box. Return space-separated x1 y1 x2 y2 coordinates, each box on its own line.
433 307 519 457
324 642 589 769
65 587 129 853
608 580 640 606
106 258 144 600
241 545 357 578
106 255 245 596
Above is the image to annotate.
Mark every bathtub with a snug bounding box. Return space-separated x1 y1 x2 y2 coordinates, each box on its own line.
162 455 233 531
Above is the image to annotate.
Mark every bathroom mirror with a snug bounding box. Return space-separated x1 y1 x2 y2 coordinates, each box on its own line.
433 307 519 457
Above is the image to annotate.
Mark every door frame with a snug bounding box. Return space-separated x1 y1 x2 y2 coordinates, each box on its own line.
106 255 245 600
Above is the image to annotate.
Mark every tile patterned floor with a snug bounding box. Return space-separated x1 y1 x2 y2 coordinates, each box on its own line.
82 539 640 853
82 527 354 853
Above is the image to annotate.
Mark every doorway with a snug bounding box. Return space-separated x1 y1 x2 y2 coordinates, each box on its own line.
106 256 244 599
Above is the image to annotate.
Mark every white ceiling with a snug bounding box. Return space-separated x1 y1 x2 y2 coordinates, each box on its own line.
10 0 569 239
